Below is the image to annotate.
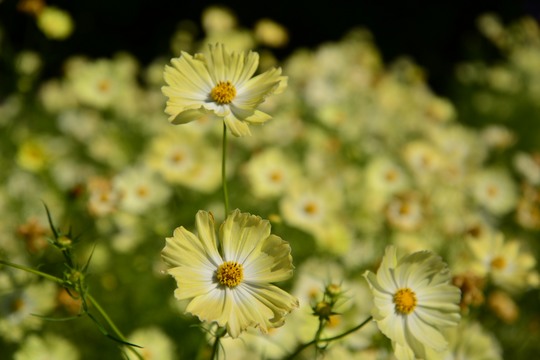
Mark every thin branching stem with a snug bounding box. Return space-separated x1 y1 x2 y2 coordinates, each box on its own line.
284 316 373 360
0 259 64 285
86 294 144 360
0 259 143 360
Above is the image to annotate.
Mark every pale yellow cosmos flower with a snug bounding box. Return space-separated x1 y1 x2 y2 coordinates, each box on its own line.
161 210 298 338
162 43 287 136
363 246 461 360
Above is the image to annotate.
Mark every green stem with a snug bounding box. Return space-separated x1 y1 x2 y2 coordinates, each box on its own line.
0 259 65 285
284 316 373 360
313 318 326 357
210 326 226 360
87 294 143 360
221 122 230 216
319 316 373 343
86 294 126 340
0 260 143 359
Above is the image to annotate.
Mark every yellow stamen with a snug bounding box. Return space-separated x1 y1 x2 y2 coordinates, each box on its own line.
136 186 149 198
170 152 184 164
216 261 243 287
491 256 506 270
487 185 499 198
393 288 417 315
385 170 397 182
270 171 283 183
304 201 318 215
211 81 236 104
98 79 111 93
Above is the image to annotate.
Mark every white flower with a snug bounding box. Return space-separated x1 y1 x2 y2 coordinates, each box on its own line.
471 168 518 215
125 326 175 360
162 43 287 136
112 165 171 215
466 232 539 293
161 209 298 338
363 246 461 360
14 333 79 360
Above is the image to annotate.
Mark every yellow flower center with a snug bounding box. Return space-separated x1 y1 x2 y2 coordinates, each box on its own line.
211 81 236 104
170 151 184 164
393 288 417 315
303 201 318 215
269 170 283 183
216 261 244 287
98 79 111 93
136 186 149 198
491 256 506 270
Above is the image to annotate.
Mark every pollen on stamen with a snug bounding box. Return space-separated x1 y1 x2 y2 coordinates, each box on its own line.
216 261 244 288
211 81 236 104
393 288 417 315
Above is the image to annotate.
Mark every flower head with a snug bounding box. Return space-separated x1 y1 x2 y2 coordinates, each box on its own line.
161 209 298 338
363 246 461 360
162 43 287 136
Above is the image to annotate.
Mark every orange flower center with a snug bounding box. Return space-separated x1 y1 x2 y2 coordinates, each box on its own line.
211 81 236 104
393 288 417 315
216 261 244 287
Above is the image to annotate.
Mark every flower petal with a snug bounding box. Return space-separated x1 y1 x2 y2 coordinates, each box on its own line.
185 287 232 328
243 234 294 283
223 114 251 137
219 209 271 262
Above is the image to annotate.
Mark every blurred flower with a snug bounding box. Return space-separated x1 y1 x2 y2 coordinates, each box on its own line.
65 54 139 111
452 272 486 312
515 184 540 230
201 6 237 34
470 168 518 216
363 246 461 360
442 321 502 360
112 165 171 215
242 147 300 199
0 281 57 342
16 217 49 253
161 210 298 338
16 138 50 172
487 290 519 324
385 192 425 232
466 232 538 293
125 326 175 360
17 0 45 16
480 124 516 150
14 333 79 360
513 151 540 185
254 19 289 48
145 129 221 192
86 176 120 217
36 6 74 40
38 79 77 113
279 179 343 237
15 51 42 76
162 43 287 136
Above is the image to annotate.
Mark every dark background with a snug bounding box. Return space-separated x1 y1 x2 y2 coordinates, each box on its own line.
1 0 539 95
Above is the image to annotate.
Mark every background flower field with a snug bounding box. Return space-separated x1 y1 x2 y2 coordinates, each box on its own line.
1 2 540 359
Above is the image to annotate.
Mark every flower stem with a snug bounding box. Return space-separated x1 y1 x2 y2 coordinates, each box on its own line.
86 294 143 360
210 326 227 360
0 259 65 285
222 122 230 216
312 317 326 358
284 316 373 360
0 259 143 360
86 294 127 342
